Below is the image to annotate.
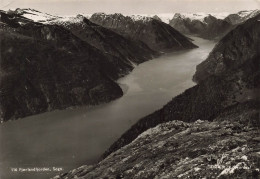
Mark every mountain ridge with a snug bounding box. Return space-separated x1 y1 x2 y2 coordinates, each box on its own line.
89 12 198 52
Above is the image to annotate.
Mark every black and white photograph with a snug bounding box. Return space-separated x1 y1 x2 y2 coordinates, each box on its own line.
0 0 259 178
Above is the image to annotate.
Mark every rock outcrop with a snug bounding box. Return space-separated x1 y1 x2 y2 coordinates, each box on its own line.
89 13 198 52
56 107 259 178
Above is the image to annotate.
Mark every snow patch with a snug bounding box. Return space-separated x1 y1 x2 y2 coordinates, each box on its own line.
237 9 260 18
18 8 60 22
130 15 153 22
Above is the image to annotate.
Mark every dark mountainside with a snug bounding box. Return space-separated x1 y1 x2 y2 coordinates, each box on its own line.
89 13 198 52
169 13 233 40
55 15 259 178
193 14 260 83
0 11 124 122
12 8 158 65
51 15 157 65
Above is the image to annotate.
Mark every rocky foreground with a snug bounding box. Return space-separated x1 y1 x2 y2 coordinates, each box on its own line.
55 108 259 178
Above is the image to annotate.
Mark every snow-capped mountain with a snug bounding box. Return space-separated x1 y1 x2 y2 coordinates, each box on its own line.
127 13 174 23
8 8 60 22
169 13 233 40
130 12 230 24
224 9 260 25
167 10 259 40
129 15 154 22
89 13 197 52
131 10 259 40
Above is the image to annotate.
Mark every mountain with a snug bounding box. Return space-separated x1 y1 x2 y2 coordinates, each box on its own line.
10 8 157 64
169 13 233 40
224 10 260 25
168 10 259 40
129 12 230 24
89 13 198 52
0 9 158 122
193 13 260 83
0 10 125 122
55 14 260 179
52 15 157 64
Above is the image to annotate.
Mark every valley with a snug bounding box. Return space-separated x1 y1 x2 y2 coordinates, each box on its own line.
0 6 259 179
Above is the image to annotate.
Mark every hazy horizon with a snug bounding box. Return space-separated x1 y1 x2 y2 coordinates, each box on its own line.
0 0 259 16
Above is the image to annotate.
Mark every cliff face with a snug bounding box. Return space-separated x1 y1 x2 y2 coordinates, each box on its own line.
54 14 260 179
89 13 198 52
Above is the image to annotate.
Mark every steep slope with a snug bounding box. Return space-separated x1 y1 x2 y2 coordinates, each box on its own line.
51 15 157 64
0 10 133 122
89 13 198 52
169 13 233 40
54 14 260 179
224 9 260 25
9 8 157 64
193 14 260 83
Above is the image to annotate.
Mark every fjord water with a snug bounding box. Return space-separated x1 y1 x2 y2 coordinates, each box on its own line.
0 37 216 178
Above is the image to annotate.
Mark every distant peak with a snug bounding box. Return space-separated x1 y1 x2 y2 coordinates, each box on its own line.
76 14 85 20
130 15 153 22
13 8 42 15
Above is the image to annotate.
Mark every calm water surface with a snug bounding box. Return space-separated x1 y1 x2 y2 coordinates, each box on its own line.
0 37 216 178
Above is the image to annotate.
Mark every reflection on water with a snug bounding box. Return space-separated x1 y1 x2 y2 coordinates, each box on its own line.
0 37 216 179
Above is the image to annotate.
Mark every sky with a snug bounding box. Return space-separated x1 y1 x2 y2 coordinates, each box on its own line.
0 0 259 15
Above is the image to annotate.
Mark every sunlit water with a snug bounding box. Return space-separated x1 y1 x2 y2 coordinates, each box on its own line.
0 37 216 179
